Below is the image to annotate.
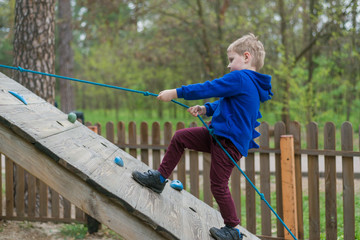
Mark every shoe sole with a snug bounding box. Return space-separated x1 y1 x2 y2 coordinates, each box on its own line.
132 173 163 194
209 229 221 240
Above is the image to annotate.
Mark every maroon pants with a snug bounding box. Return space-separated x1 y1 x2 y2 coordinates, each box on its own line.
158 127 242 227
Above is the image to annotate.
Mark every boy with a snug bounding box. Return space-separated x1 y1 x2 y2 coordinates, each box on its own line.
132 33 273 240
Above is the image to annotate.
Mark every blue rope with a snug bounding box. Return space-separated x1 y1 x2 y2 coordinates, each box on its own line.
0 64 297 240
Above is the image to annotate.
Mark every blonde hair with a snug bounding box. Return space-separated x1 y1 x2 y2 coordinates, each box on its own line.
227 33 265 71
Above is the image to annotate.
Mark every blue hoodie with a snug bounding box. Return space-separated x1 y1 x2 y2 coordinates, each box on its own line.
176 69 273 157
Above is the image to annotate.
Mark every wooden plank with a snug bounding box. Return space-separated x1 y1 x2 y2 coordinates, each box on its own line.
0 124 168 240
0 73 46 105
27 173 36 218
0 102 82 143
5 157 14 217
245 152 256 233
164 122 173 180
15 163 25 217
306 122 320 239
176 122 186 188
324 122 337 240
288 121 303 239
106 122 114 143
140 122 149 165
95 122 102 136
280 135 298 239
152 122 161 170
341 122 355 239
75 206 84 221
259 122 271 236
189 122 199 198
117 121 126 151
35 125 118 181
129 121 137 158
63 197 71 219
39 180 48 218
51 188 60 219
274 121 285 238
203 153 213 207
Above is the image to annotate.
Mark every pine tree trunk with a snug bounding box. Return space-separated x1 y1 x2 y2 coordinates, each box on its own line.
12 0 56 104
58 0 75 113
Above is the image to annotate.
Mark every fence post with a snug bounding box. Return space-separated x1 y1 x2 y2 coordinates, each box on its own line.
164 122 172 179
259 122 271 236
176 122 186 189
324 122 337 239
307 122 320 239
341 122 355 239
129 122 137 158
140 122 149 165
274 121 286 237
106 122 114 143
189 122 199 198
152 122 161 170
117 121 125 150
280 135 298 239
288 121 303 239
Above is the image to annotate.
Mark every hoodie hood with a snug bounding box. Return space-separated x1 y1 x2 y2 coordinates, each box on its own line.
243 70 273 102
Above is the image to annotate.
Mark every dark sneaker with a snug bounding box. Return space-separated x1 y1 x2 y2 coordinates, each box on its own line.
210 226 244 240
132 170 167 193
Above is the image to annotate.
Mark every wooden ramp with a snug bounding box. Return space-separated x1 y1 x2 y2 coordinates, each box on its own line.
0 72 259 240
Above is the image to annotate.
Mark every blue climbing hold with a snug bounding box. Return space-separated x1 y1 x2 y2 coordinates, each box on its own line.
170 180 183 191
114 156 124 167
9 91 27 105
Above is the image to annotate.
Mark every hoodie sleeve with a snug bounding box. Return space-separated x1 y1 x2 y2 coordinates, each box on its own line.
204 100 220 117
176 71 244 100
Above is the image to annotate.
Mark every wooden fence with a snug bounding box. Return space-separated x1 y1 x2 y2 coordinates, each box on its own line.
1 120 359 240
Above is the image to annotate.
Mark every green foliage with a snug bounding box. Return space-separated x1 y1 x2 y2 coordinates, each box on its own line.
60 223 88 239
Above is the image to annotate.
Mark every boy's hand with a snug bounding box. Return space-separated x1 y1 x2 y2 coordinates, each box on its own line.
157 89 177 102
187 105 206 117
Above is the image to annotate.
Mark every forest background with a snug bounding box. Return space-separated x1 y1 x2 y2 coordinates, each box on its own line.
0 0 359 130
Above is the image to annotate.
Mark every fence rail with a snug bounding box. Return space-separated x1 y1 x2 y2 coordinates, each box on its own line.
1 120 359 240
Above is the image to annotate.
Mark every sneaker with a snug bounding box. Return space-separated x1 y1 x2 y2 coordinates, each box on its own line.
209 226 244 240
132 170 167 193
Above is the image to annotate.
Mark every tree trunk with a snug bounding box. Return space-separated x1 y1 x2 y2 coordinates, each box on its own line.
278 0 291 129
12 0 56 104
58 0 75 113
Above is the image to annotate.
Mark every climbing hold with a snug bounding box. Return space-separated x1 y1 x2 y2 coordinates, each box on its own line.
67 112 77 123
114 156 124 167
170 180 183 191
9 91 27 105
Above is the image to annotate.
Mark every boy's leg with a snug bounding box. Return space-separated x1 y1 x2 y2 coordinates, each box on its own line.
210 136 242 227
158 127 211 178
132 127 211 193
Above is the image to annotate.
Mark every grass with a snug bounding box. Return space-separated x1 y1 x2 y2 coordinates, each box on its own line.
60 223 88 239
59 223 123 239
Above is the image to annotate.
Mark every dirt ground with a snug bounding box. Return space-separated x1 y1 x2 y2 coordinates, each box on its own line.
0 220 122 240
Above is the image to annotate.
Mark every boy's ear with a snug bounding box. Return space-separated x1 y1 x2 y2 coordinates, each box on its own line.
244 52 251 62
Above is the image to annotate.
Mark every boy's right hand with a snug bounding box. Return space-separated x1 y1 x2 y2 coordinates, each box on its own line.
187 105 206 117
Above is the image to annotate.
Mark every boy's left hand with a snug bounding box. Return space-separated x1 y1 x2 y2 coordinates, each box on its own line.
157 89 178 102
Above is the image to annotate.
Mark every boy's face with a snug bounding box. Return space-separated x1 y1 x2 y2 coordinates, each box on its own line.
227 51 253 72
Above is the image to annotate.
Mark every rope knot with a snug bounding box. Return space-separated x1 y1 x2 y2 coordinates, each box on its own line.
143 91 150 96
17 66 24 72
259 193 265 201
